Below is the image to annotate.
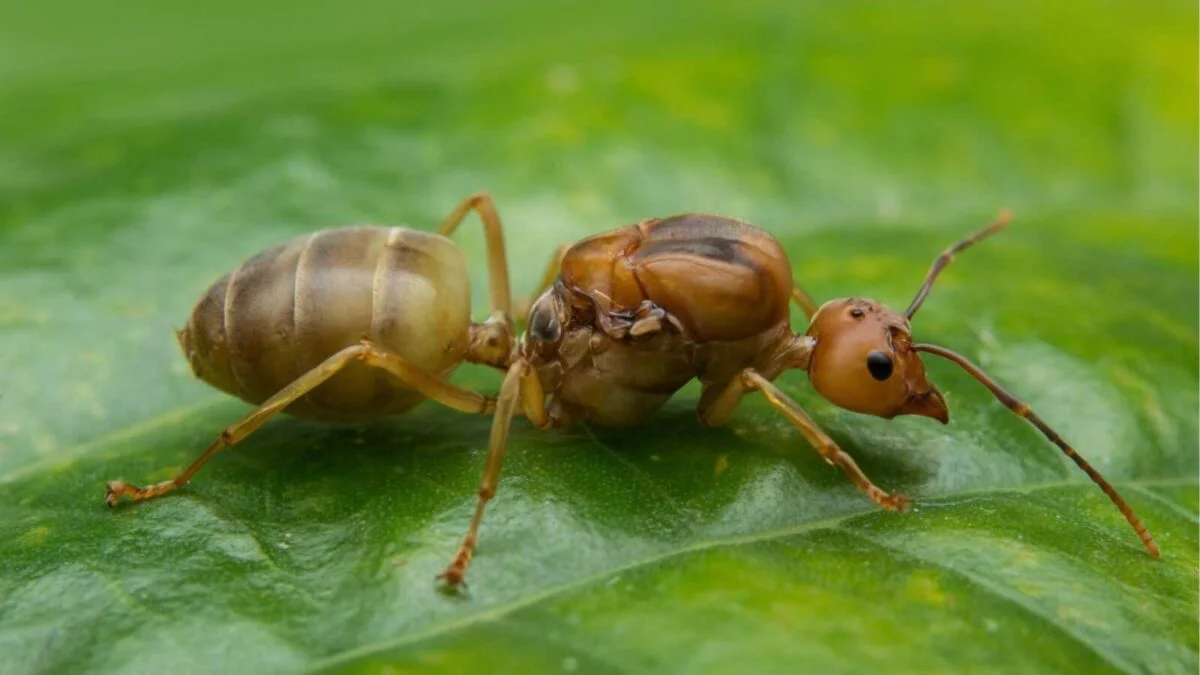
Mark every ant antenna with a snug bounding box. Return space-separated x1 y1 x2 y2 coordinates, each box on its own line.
913 343 1160 558
905 209 1012 319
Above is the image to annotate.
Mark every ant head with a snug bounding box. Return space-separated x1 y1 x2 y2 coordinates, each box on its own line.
796 211 1159 559
805 298 948 423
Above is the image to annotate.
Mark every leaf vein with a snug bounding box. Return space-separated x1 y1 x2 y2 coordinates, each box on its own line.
301 478 1196 672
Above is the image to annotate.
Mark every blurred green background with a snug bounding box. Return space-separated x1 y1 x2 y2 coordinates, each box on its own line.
0 1 1196 674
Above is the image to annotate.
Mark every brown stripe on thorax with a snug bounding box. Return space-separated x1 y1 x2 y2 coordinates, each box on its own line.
631 236 758 271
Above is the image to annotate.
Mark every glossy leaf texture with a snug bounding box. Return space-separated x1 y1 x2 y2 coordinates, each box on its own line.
0 2 1196 674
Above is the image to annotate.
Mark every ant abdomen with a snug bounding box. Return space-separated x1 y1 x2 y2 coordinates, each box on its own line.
107 194 510 509
178 226 473 421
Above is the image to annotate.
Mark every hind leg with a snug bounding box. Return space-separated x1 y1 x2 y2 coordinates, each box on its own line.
106 341 494 506
436 192 515 317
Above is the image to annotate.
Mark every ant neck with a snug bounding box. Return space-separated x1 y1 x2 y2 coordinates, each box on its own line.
465 312 516 371
757 331 815 380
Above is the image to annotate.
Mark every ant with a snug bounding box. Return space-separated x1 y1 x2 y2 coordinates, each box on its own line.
105 194 1159 591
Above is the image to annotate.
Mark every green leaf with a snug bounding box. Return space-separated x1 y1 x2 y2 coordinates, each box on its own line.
1 1 1196 674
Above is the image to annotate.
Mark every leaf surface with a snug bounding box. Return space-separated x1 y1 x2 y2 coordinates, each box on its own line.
0 2 1196 674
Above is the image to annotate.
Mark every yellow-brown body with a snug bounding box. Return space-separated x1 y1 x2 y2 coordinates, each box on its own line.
108 199 1158 589
177 226 473 422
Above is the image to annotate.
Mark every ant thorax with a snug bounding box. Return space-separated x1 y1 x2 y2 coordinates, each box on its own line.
522 281 798 427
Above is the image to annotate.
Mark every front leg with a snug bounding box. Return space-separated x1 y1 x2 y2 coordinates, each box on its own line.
698 369 909 511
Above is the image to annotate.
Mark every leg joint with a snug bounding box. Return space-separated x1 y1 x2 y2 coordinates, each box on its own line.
815 442 841 461
740 368 762 389
355 340 374 359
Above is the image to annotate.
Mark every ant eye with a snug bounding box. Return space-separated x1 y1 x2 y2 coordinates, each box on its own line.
850 307 865 319
866 350 893 381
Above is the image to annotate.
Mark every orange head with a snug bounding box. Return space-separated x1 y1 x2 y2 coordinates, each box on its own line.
805 298 948 423
794 210 1159 560
801 210 1015 423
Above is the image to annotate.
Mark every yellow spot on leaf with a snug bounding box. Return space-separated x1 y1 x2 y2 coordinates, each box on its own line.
1014 548 1041 568
19 525 50 548
715 455 730 476
904 572 952 607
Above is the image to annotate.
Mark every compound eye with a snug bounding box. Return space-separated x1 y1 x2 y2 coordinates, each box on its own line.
866 350 893 381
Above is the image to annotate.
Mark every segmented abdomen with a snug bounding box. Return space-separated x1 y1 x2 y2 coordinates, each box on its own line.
178 226 471 421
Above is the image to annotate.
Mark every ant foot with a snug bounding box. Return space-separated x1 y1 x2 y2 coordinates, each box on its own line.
105 479 176 508
881 492 911 512
867 487 910 512
105 480 135 508
436 567 469 595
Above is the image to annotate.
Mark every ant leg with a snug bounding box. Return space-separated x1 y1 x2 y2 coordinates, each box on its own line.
357 342 495 415
436 192 513 316
698 369 909 511
791 285 819 319
514 243 571 320
439 358 548 590
106 342 493 507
